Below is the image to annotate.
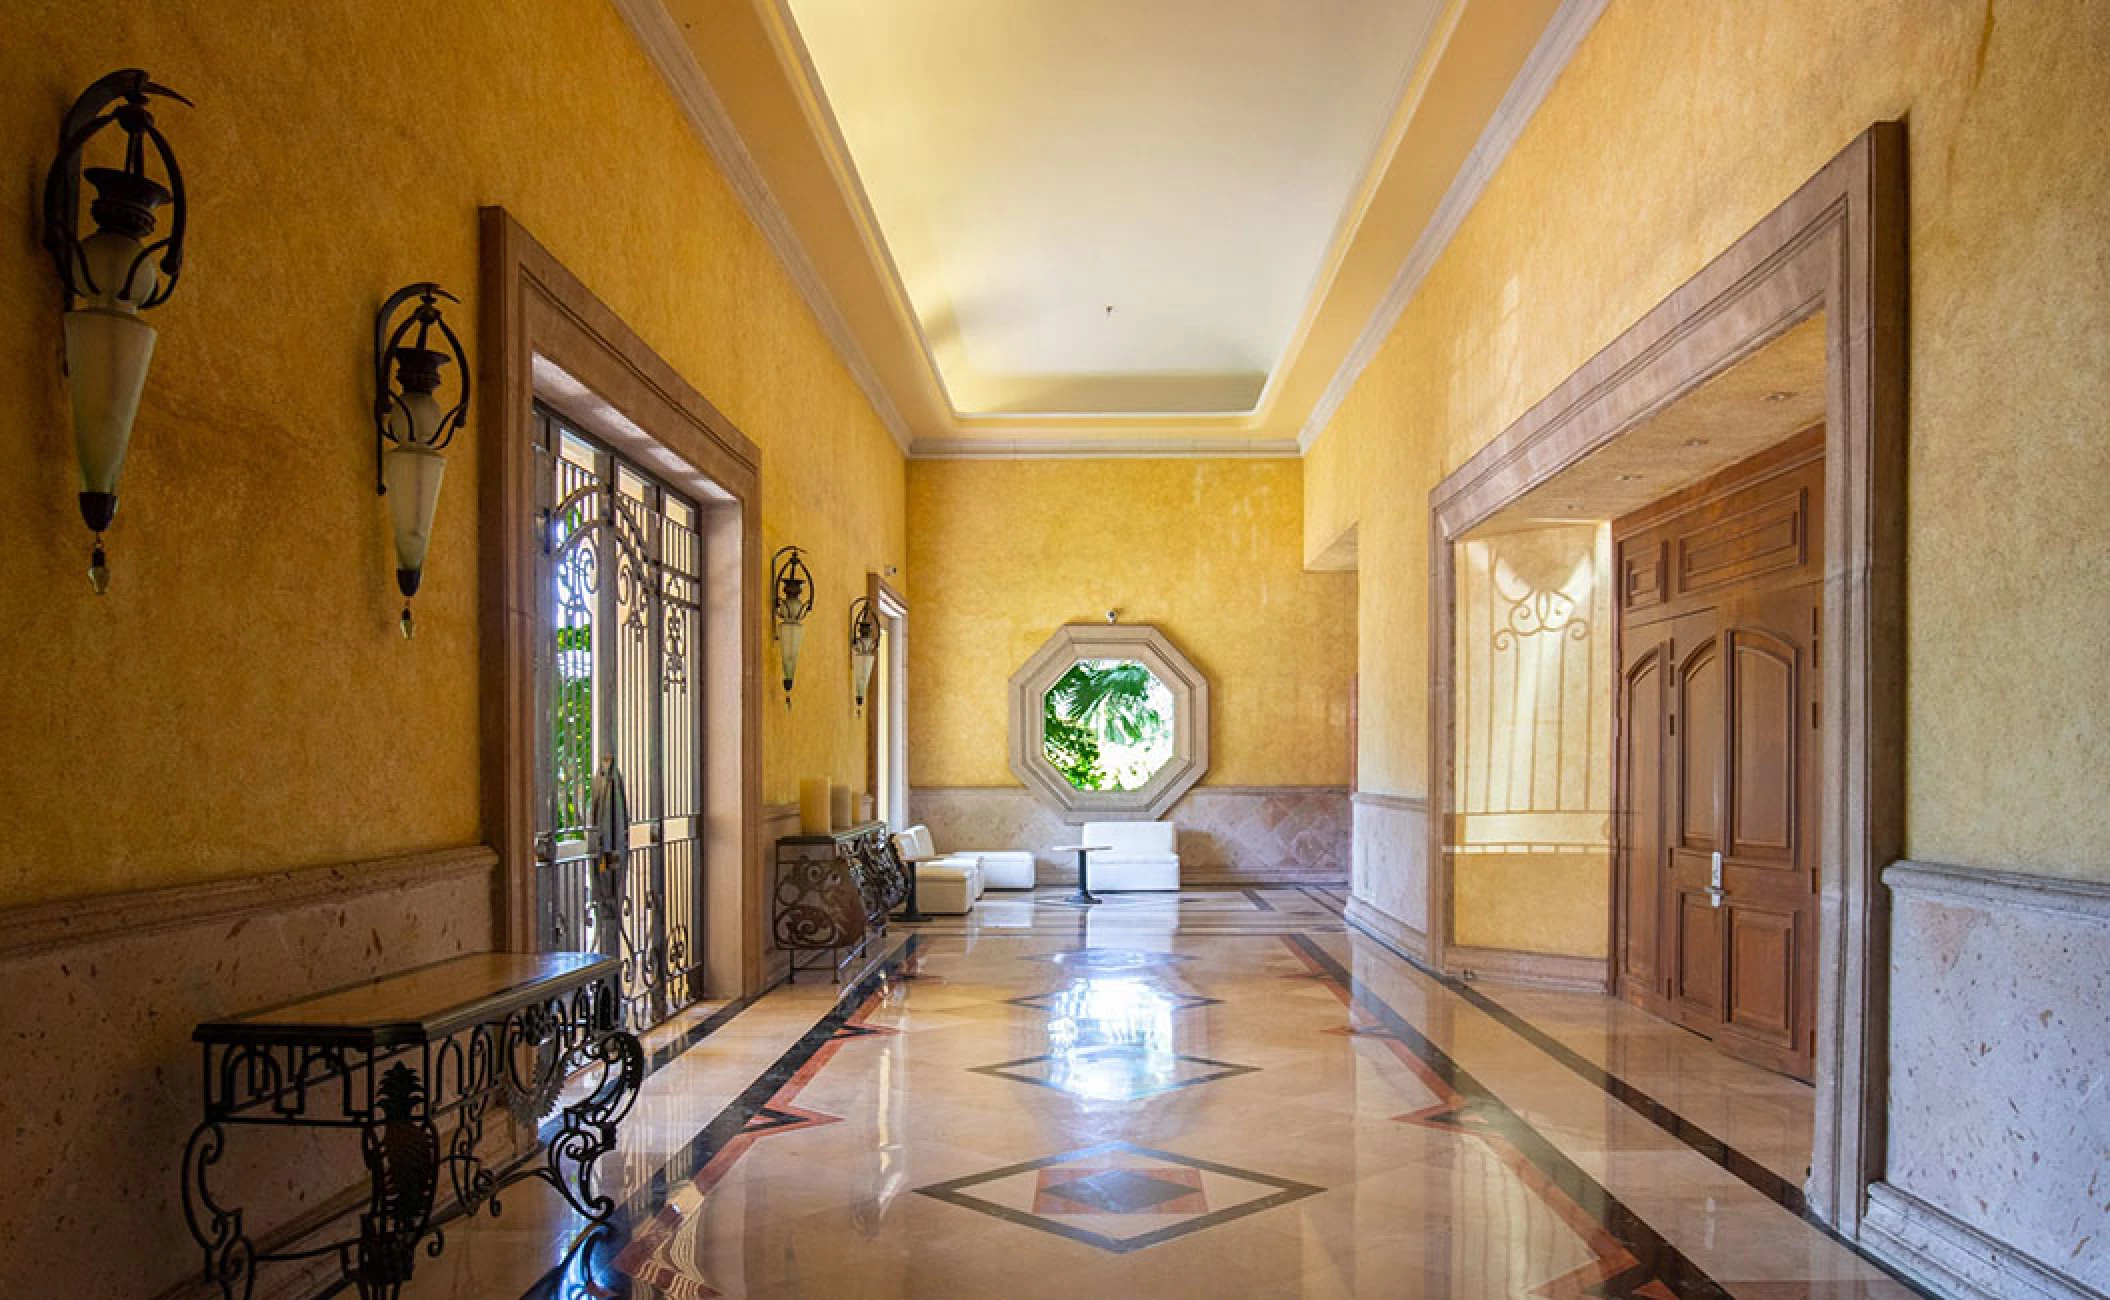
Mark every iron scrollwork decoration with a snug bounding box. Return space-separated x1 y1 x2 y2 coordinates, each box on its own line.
772 824 908 983
42 69 193 593
182 963 642 1300
772 545 814 706
374 282 471 639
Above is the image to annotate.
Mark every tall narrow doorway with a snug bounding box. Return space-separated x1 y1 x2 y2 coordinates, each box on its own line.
534 403 709 1031
1614 428 1823 1080
867 574 909 828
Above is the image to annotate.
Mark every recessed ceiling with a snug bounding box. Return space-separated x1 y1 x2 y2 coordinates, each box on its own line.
784 0 1444 418
630 0 1588 452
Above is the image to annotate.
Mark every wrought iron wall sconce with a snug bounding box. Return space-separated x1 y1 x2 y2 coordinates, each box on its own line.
849 596 879 714
41 69 192 593
771 546 814 706
374 283 469 638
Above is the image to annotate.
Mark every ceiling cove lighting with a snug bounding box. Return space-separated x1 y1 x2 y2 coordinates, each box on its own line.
373 283 470 639
41 69 192 594
849 596 880 714
772 546 814 706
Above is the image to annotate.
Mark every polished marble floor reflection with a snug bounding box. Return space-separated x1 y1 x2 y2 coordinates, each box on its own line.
388 887 1922 1299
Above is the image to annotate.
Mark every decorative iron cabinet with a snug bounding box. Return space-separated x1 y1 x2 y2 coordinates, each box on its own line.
772 822 908 982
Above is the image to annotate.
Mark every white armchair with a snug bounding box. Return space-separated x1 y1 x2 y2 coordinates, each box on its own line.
892 825 982 914
1080 821 1180 891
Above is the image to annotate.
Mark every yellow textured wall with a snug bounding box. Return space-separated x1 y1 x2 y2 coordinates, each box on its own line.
1308 0 2110 882
908 459 1354 789
0 0 904 909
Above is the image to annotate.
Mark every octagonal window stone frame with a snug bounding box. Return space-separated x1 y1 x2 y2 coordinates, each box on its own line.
1008 624 1210 821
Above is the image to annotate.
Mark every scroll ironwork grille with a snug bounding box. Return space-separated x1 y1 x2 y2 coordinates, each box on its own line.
532 406 706 1032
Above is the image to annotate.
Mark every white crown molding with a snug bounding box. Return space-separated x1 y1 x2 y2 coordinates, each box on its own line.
1297 0 1612 455
612 0 915 455
909 436 1302 461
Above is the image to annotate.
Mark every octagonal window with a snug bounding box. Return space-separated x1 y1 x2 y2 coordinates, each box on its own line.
1009 624 1209 820
1041 658 1176 792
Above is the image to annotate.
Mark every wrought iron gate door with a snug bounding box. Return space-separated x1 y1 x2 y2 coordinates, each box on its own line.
533 407 706 1031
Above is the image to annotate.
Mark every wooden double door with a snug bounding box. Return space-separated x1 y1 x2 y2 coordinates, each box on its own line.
1614 432 1823 1080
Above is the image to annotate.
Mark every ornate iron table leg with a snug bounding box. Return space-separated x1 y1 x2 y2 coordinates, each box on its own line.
536 1029 645 1222
182 1121 257 1300
347 1064 442 1300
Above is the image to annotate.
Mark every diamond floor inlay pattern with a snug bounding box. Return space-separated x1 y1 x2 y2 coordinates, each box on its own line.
1019 947 1196 972
970 1046 1260 1101
915 1141 1323 1253
1004 988 1222 1013
382 887 1923 1298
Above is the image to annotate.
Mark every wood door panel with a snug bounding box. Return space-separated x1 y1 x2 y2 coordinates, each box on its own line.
1729 630 1798 862
1614 437 1822 1082
1621 538 1668 614
1618 643 1667 992
1674 887 1724 1019
1677 638 1722 851
1724 906 1797 1040
1675 488 1809 598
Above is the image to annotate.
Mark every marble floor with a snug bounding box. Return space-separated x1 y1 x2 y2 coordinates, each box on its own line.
376 887 1923 1299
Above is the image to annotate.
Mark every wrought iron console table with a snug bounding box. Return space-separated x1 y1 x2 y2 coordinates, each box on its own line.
182 952 643 1300
772 822 910 982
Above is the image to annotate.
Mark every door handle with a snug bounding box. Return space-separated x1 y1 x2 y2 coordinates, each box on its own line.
1705 850 1728 909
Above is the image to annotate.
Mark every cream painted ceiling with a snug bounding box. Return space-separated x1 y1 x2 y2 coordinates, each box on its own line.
634 0 1581 451
784 0 1444 417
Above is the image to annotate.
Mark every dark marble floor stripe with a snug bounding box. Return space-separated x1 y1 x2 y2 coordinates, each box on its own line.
644 986 768 1078
496 938 918 1300
1334 921 1938 1298
1285 933 1736 1299
620 937 917 1223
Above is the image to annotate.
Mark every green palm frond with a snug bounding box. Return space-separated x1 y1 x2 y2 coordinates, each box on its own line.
1048 660 1168 747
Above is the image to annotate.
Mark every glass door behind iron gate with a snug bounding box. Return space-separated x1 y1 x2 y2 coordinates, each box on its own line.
533 405 706 1031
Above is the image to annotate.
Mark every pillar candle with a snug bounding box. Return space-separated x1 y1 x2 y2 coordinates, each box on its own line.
830 783 853 828
799 777 831 834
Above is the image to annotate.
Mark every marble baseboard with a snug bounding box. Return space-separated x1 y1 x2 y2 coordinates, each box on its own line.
1344 895 1430 964
1877 860 2110 1297
1863 1181 2100 1300
908 786 1348 886
1447 944 1609 993
1351 792 1429 935
0 847 498 1300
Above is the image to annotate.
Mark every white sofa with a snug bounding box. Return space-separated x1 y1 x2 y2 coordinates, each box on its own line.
969 849 1037 890
892 825 983 915
1079 821 1180 891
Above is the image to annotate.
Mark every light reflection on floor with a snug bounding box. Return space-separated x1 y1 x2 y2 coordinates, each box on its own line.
382 887 1921 1300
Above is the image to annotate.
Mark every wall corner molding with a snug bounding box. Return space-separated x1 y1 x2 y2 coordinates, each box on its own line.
611 0 915 455
1297 0 1612 454
1883 859 2110 922
0 846 498 964
1352 790 1430 813
1863 1182 2101 1300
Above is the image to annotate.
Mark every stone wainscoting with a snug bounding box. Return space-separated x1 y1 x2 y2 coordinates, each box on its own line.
1866 861 2110 1300
908 786 1348 886
0 848 498 1300
1347 792 1430 957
